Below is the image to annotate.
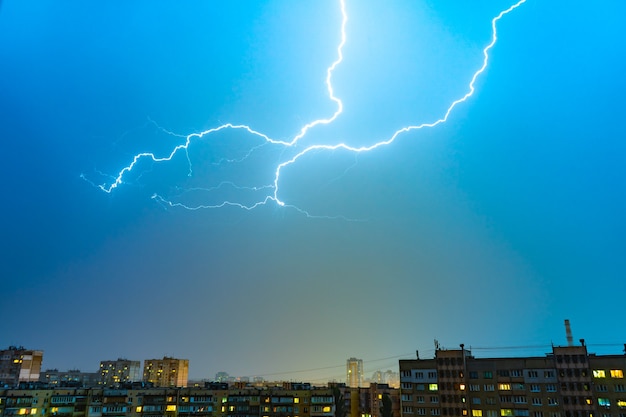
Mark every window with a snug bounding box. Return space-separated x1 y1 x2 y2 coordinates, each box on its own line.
616 385 626 392
403 383 414 390
487 411 497 417
417 396 425 403
484 372 493 379
417 372 425 379
472 398 481 405
515 411 529 417
429 384 439 391
470 372 479 379
616 400 626 408
402 395 413 402
544 371 555 378
547 398 558 406
501 410 514 416
470 385 480 392
473 411 483 417
499 371 510 377
402 371 412 377
432 409 441 416
598 398 610 407
500 396 512 403
499 384 512 391
612 370 625 379
528 371 538 378
430 397 439 404
514 396 527 404
417 409 426 415
534 413 543 417
485 385 495 392
530 385 540 393
546 385 557 393
417 384 426 391
596 385 608 392
403 406 414 414
532 398 542 406
486 398 496 405
512 370 523 377
594 370 606 378
428 372 438 379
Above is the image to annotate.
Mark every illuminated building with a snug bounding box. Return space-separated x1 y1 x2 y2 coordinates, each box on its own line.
0 382 335 417
40 369 100 387
334 382 400 417
0 346 43 387
399 340 626 417
99 359 141 386
143 357 189 388
347 358 364 388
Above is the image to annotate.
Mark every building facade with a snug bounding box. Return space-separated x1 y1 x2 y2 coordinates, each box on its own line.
399 343 626 417
0 346 44 387
100 360 142 387
143 357 189 388
0 382 335 417
347 359 364 389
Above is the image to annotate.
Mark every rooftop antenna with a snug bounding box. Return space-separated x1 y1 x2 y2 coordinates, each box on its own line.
564 319 574 346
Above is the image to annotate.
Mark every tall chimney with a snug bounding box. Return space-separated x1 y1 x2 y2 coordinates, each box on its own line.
565 319 574 346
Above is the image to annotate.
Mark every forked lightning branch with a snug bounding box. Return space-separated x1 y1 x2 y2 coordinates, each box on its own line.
85 0 527 215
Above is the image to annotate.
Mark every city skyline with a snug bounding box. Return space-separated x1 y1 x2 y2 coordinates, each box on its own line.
1 0 625 383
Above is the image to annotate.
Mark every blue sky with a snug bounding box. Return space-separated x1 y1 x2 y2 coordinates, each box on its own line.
1 0 625 382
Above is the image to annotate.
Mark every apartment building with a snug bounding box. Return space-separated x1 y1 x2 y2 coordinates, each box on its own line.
399 342 626 417
0 382 335 417
143 358 189 388
100 360 142 387
0 346 44 387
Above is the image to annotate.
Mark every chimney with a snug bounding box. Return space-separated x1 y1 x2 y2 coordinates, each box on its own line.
565 319 574 346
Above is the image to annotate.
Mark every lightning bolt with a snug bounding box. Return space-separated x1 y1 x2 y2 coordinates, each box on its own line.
85 0 526 215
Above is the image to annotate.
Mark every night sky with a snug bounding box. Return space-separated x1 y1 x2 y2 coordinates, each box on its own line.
1 0 625 383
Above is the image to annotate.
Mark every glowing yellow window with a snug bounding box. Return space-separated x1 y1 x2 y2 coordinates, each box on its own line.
429 384 438 391
460 384 466 391
498 384 511 391
472 410 482 417
166 405 177 412
593 370 606 378
294 398 299 404
617 400 626 408
323 406 331 413
136 407 142 412
30 409 37 415
501 410 513 417
611 370 624 378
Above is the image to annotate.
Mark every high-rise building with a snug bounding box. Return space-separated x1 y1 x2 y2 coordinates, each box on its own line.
399 339 626 417
347 358 364 388
143 357 189 387
0 346 43 387
99 359 141 386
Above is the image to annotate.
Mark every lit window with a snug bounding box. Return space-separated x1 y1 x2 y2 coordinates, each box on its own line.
30 409 37 415
598 399 610 407
616 400 626 408
501 410 514 416
499 384 512 391
323 406 331 413
136 407 142 412
594 370 606 378
429 384 438 391
460 384 466 391
166 405 177 412
611 370 624 379
473 410 483 417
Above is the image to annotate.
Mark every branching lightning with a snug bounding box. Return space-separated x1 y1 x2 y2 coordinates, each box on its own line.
86 0 526 215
